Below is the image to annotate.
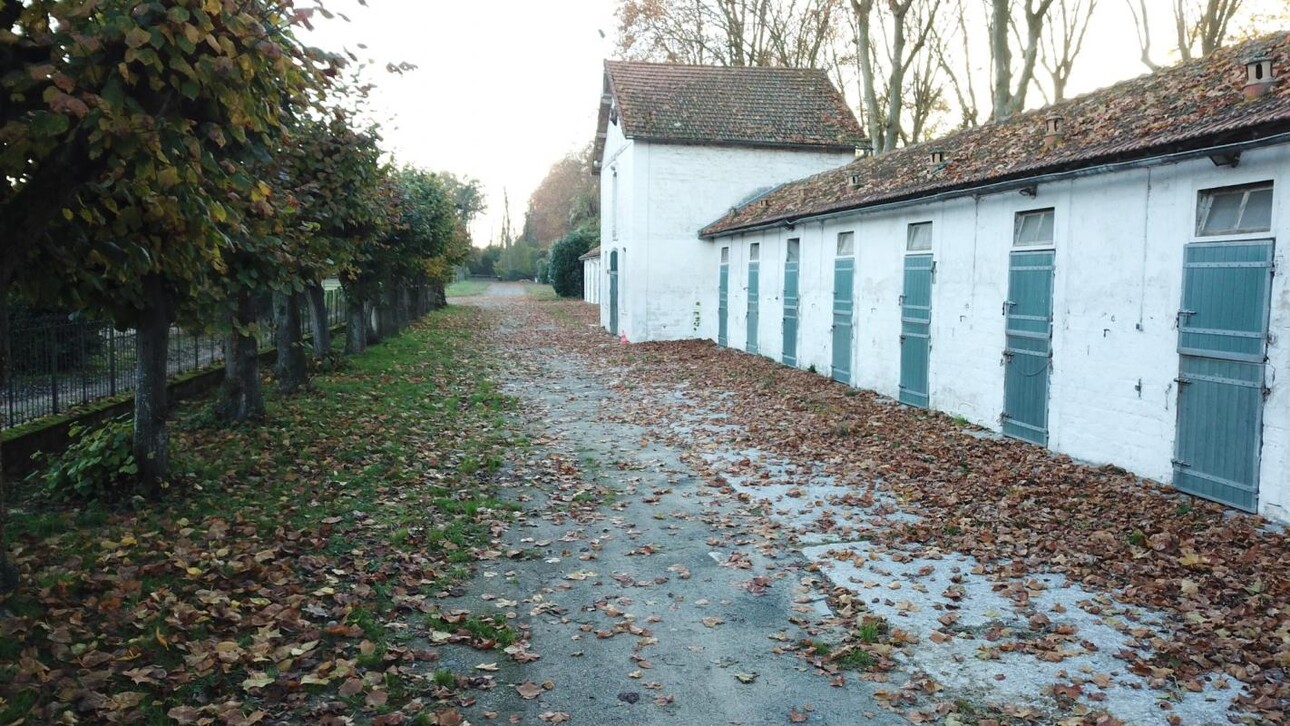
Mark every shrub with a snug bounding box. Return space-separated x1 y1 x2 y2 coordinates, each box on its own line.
549 226 596 298
36 416 139 502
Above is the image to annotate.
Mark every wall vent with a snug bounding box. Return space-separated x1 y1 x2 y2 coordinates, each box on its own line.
849 171 863 189
930 150 947 165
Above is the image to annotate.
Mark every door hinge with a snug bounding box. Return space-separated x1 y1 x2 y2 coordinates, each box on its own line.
1175 376 1192 386
1002 350 1014 361
898 294 906 307
1176 309 1196 328
1172 458 1191 469
1264 385 1273 400
1002 300 1015 316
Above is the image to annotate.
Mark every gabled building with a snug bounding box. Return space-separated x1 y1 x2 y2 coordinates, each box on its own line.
698 34 1290 518
592 61 865 342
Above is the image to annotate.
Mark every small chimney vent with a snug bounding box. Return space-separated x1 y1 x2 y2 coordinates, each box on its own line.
1244 55 1275 100
930 150 946 165
1043 113 1065 150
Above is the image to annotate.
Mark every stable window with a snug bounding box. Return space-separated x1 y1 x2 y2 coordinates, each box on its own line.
611 168 619 240
749 242 760 261
1197 182 1273 236
1014 208 1055 247
837 231 855 257
721 247 729 264
907 222 933 251
786 238 800 262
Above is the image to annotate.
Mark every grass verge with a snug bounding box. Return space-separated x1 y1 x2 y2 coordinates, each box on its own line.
0 306 515 724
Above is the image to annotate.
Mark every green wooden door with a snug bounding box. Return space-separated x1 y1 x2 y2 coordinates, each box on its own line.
718 249 729 347
899 254 933 407
1002 250 1054 445
1174 241 1273 511
608 250 619 336
782 240 800 366
746 246 760 353
832 256 855 383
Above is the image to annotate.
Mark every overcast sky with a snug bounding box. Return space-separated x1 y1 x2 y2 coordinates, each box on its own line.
306 1 1286 247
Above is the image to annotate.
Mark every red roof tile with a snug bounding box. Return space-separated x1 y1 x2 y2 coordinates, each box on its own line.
701 33 1290 237
594 61 864 166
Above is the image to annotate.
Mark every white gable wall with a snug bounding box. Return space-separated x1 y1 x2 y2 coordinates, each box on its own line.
711 143 1290 521
597 120 855 343
582 257 601 304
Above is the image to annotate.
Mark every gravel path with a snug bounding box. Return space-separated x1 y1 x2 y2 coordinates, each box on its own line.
435 291 1251 725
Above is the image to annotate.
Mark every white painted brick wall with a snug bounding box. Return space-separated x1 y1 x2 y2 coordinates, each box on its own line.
712 144 1290 522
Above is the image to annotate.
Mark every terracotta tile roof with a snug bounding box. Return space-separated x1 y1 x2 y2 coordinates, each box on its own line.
578 245 601 261
701 33 1290 238
593 61 864 167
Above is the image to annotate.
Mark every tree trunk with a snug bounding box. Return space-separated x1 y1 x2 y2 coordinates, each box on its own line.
397 286 412 330
346 297 368 354
376 287 398 340
305 281 330 358
990 0 1012 122
429 279 447 311
274 290 307 394
218 289 265 423
0 284 15 593
365 301 380 345
134 275 171 494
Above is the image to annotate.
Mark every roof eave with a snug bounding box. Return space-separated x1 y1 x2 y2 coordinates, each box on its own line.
701 124 1290 239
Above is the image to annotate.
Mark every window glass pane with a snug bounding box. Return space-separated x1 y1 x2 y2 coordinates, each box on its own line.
1014 209 1054 246
1198 183 1273 235
837 231 855 257
786 239 800 262
1240 188 1274 232
749 243 760 262
1202 191 1244 234
1038 211 1054 241
721 247 729 264
907 222 932 251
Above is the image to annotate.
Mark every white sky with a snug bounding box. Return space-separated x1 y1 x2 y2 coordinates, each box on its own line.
306 1 1287 247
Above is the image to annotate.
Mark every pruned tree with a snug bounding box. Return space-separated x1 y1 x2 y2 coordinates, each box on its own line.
1127 0 1246 71
616 0 845 75
992 0 1056 121
932 0 987 130
849 0 943 152
4 0 335 494
1038 0 1098 102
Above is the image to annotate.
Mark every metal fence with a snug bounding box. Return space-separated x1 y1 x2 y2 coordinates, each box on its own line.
3 289 345 430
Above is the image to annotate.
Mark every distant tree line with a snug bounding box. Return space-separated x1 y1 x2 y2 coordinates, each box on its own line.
467 144 600 293
615 0 1278 152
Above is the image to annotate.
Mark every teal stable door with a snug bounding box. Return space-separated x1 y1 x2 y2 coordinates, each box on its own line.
1173 240 1274 512
899 254 933 407
782 239 800 366
1001 249 1054 445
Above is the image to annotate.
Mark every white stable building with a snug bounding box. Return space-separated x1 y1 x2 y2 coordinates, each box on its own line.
594 34 1290 520
580 246 601 304
592 61 865 342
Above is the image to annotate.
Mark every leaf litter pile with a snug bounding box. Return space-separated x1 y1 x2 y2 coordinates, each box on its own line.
495 297 1289 725
0 308 526 724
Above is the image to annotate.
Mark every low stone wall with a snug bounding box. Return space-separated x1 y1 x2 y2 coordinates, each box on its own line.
2 324 344 479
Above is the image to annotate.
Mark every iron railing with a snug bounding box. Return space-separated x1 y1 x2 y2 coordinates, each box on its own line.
3 289 345 430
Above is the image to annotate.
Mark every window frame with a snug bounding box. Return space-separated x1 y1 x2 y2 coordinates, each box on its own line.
1196 182 1274 237
906 222 933 252
786 237 801 263
836 231 856 258
1013 208 1056 248
749 242 760 262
